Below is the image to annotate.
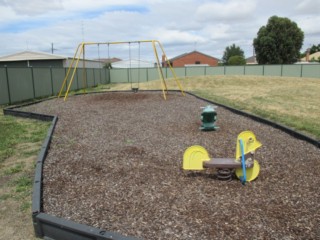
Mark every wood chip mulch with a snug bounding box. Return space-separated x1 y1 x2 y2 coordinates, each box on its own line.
21 92 320 240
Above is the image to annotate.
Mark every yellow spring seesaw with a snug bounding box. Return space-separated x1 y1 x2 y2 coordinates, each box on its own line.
183 131 262 184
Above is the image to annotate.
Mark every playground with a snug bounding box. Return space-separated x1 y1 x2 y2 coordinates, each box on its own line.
20 91 320 239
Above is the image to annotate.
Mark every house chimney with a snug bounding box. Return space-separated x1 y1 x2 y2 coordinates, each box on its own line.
306 48 310 62
162 54 166 67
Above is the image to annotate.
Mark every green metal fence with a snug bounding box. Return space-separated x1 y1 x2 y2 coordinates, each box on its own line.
0 67 109 105
0 64 319 105
109 64 320 83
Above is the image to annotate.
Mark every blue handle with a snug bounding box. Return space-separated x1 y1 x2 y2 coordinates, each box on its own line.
239 139 246 185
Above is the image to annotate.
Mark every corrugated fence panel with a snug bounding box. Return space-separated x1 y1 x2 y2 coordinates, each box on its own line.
110 69 129 83
33 68 52 98
93 69 101 85
103 69 110 84
147 68 159 81
52 68 66 95
99 69 106 84
206 66 225 75
63 68 77 91
186 67 205 76
8 68 34 103
137 68 148 82
1 65 319 105
76 68 83 90
86 69 95 87
225 66 245 75
167 67 185 78
0 68 9 105
245 65 263 76
128 68 143 83
282 65 302 77
301 64 320 78
264 65 282 76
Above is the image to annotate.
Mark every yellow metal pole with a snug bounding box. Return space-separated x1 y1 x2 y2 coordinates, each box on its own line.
61 40 182 101
58 43 82 98
152 40 167 100
64 43 84 101
82 44 87 93
156 41 185 96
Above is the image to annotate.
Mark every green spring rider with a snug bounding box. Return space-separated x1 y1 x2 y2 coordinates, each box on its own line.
200 105 218 131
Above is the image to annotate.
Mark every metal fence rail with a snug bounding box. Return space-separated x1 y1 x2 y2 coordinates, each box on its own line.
0 67 109 105
1 64 319 105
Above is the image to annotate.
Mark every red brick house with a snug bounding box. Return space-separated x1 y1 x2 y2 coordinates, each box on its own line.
162 50 219 67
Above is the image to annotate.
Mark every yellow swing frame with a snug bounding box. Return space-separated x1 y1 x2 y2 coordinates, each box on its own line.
58 40 185 100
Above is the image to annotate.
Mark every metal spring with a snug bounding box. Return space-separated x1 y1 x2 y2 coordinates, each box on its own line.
217 168 233 181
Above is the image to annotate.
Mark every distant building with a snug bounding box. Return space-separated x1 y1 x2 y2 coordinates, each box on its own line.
300 50 320 63
98 58 122 64
246 55 257 64
112 59 155 68
0 51 103 68
162 50 219 67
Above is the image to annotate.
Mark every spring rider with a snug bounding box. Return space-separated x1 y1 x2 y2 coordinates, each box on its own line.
182 131 262 184
200 105 218 131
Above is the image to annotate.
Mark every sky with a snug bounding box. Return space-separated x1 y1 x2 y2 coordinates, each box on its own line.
0 0 319 61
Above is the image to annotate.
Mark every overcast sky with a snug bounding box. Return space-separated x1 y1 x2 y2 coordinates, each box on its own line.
0 0 319 61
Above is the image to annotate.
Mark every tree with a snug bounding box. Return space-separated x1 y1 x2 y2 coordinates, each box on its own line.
228 55 246 65
253 16 304 64
103 62 112 69
310 56 320 63
309 44 320 54
222 44 245 65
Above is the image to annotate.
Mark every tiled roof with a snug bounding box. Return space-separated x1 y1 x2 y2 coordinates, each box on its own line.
169 50 220 61
300 51 320 62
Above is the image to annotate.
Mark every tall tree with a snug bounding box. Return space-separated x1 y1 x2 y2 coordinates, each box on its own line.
222 44 245 65
228 55 246 65
309 44 320 54
253 16 304 64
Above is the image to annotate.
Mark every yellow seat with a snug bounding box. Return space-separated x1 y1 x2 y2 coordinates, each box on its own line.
235 131 262 160
183 145 210 170
182 130 262 183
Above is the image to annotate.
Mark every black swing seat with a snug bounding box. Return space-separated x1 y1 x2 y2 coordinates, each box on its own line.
132 87 139 93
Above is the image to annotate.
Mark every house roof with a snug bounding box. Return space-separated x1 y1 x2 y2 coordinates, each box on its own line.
98 58 122 63
0 51 67 62
300 51 320 62
168 50 220 61
112 59 154 68
246 55 257 64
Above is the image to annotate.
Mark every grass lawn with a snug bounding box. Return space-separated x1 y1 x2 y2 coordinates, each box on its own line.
0 109 50 240
101 75 320 139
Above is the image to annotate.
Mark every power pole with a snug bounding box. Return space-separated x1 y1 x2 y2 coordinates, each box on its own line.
51 43 57 54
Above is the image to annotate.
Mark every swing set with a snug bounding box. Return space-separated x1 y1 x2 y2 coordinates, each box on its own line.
58 40 185 101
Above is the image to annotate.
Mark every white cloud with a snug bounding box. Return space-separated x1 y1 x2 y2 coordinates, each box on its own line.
195 0 256 22
0 0 318 59
151 28 206 45
295 0 320 15
296 16 320 35
202 24 232 41
0 0 63 16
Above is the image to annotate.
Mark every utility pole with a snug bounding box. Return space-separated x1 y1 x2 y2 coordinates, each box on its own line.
51 43 57 54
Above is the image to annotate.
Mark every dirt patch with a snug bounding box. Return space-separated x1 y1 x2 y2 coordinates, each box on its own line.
21 92 320 239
